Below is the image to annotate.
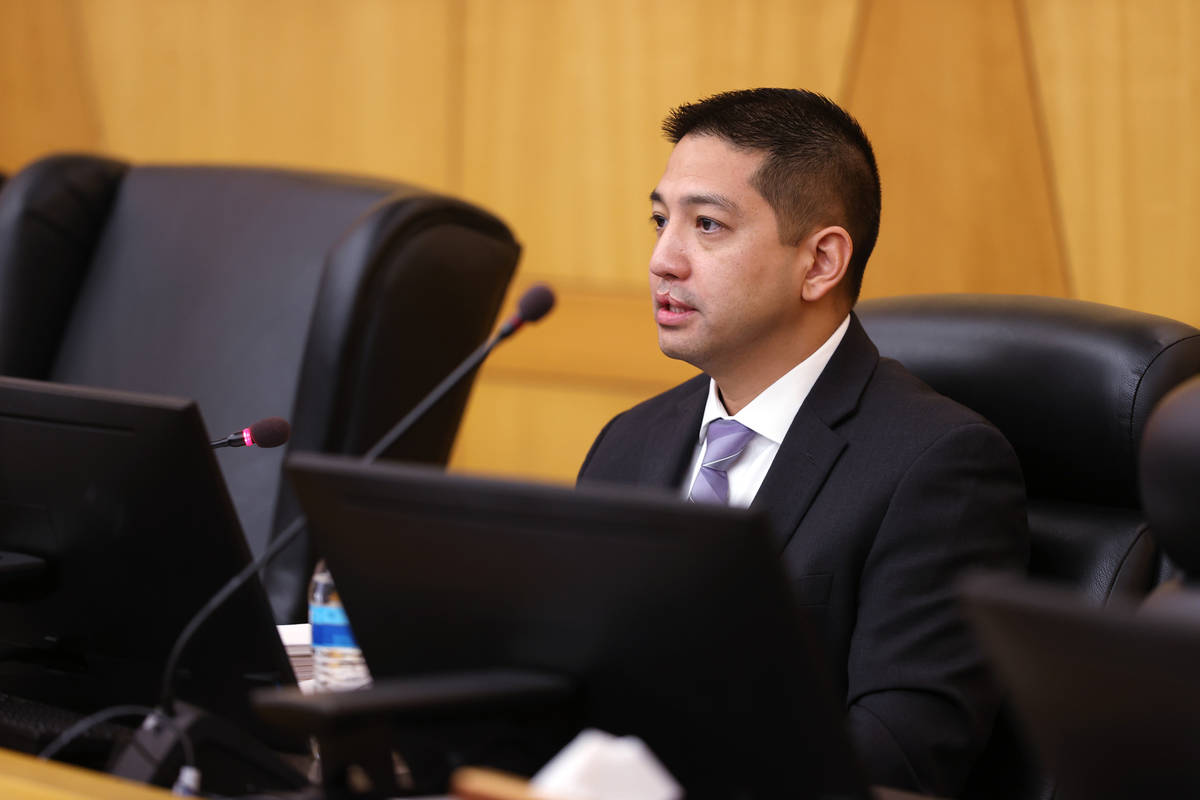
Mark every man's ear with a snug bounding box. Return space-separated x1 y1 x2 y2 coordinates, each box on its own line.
799 226 852 303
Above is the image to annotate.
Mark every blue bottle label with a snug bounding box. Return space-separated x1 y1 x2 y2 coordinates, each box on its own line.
310 605 350 626
311 604 359 647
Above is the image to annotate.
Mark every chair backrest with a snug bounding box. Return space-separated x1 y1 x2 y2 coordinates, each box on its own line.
858 293 1200 602
857 293 1200 800
1140 374 1200 580
0 154 520 621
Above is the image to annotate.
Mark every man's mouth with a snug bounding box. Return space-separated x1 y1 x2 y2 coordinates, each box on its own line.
655 293 696 324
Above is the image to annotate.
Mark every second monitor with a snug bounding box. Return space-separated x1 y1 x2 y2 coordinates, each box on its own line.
287 451 869 800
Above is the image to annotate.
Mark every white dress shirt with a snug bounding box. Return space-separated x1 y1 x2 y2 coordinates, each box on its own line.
683 315 851 507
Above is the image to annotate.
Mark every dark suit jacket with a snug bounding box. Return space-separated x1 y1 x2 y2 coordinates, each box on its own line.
577 313 1030 797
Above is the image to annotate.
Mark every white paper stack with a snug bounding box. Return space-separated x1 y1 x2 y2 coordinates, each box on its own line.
530 728 683 800
277 623 313 683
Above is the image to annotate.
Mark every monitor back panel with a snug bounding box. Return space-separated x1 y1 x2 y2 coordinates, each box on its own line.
963 573 1200 800
0 377 292 731
288 452 868 800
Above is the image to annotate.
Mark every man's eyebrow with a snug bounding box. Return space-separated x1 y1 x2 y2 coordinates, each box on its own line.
649 190 738 212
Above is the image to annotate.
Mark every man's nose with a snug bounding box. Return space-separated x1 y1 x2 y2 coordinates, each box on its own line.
649 225 690 281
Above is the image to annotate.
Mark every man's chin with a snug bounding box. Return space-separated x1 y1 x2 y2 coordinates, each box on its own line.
657 336 706 370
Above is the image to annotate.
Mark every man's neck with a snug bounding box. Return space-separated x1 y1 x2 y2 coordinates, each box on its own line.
716 379 775 417
711 312 850 415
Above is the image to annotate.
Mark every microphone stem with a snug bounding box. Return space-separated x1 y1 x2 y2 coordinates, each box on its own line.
156 307 539 716
361 323 515 463
159 515 308 713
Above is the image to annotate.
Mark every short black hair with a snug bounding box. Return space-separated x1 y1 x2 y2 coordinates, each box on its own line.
663 88 881 304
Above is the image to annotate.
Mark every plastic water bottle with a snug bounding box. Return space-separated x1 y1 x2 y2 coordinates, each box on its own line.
309 559 372 692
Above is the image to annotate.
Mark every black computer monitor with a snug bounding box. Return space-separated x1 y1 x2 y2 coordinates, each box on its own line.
962 571 1200 800
0 376 293 742
286 451 869 800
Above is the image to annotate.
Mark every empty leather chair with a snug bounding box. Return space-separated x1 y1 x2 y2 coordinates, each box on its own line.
857 293 1200 800
1139 374 1200 614
0 154 520 621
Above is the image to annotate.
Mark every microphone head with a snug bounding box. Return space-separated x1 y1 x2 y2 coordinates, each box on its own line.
517 284 556 323
246 417 291 448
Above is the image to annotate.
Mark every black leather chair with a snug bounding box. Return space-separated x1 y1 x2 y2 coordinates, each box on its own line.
857 293 1200 800
1140 374 1200 597
0 154 520 622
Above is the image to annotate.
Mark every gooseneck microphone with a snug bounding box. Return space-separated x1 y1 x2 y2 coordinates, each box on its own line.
158 284 556 718
209 417 291 449
362 283 556 462
497 283 556 337
140 287 555 793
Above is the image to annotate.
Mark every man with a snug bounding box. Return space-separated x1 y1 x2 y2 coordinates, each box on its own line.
577 88 1029 796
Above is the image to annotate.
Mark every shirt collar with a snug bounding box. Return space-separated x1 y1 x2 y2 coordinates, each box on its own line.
698 314 851 444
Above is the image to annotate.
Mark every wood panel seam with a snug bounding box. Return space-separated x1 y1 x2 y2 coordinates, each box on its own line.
446 0 467 193
63 0 107 158
1014 0 1076 299
839 0 872 106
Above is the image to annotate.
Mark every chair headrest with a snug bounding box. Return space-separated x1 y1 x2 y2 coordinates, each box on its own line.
858 294 1200 507
1140 375 1200 574
0 154 129 378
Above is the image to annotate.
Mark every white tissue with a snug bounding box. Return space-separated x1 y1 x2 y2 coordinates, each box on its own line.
529 728 683 800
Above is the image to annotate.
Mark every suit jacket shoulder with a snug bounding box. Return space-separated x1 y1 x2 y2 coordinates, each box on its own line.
577 372 708 489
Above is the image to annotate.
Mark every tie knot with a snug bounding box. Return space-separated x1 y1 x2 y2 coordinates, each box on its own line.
689 419 756 506
702 418 756 471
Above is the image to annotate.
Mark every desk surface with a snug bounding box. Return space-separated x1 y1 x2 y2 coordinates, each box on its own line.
450 766 943 800
0 747 174 799
0 750 942 800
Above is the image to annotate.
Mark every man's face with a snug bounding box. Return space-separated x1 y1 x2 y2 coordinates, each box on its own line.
649 134 806 378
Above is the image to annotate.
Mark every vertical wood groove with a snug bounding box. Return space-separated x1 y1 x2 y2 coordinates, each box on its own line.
1014 0 1075 298
445 0 466 193
62 0 105 155
839 0 872 106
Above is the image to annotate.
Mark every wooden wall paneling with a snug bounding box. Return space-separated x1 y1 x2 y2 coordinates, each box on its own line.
71 0 458 187
1023 0 1200 327
458 0 674 292
845 0 1070 300
447 283 704 479
449 374 672 485
478 285 698 390
457 0 862 290
450 0 862 480
17 0 1195 478
0 0 102 171
446 282 700 478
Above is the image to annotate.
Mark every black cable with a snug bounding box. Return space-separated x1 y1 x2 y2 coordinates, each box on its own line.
31 511 309 792
159 515 307 713
38 703 196 767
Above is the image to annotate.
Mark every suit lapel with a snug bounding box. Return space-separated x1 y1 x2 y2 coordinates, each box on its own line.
752 314 879 552
637 375 708 490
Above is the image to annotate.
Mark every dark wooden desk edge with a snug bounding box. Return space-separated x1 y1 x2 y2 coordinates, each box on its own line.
874 786 947 800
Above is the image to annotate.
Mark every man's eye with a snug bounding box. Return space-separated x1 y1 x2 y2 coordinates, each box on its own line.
698 217 722 232
650 213 667 231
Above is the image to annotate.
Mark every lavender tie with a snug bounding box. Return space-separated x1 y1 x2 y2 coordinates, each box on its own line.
688 419 756 505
